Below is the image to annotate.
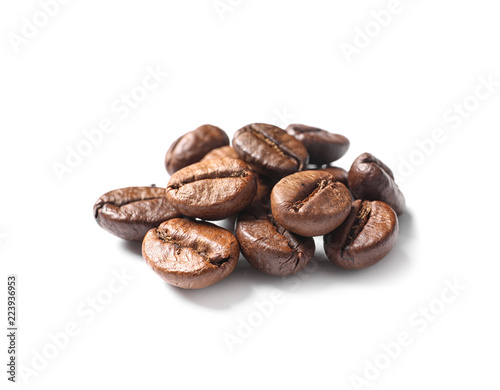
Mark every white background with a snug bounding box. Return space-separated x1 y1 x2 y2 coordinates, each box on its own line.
1 1 499 389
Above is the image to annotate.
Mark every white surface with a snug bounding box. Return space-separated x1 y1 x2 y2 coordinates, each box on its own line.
1 1 499 389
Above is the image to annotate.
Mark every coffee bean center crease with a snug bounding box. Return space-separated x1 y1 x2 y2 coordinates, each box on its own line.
156 228 229 267
290 180 330 211
94 196 163 218
169 170 250 190
249 128 300 167
344 202 372 253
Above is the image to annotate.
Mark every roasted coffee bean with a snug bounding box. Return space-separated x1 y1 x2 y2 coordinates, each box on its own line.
166 157 257 220
236 205 315 276
270 170 352 237
286 124 350 165
93 186 181 241
324 200 398 269
201 145 239 161
201 146 272 205
348 153 406 215
165 125 229 175
320 166 349 186
251 174 275 206
142 218 239 289
232 123 309 179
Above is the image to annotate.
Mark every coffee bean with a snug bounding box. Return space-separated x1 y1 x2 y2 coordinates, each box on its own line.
232 123 309 179
142 218 239 289
286 124 350 165
201 147 273 205
251 174 275 206
236 205 315 276
320 166 349 186
348 153 406 215
93 186 181 241
201 145 239 161
165 124 229 175
324 200 399 269
270 170 352 237
166 157 257 220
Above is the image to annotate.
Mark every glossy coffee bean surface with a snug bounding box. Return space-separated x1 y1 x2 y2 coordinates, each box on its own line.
166 157 257 220
286 124 350 165
236 205 315 276
142 218 239 289
233 123 309 179
201 145 239 161
270 170 352 237
251 174 275 206
165 124 229 175
320 166 349 186
324 200 399 269
348 153 406 215
94 186 181 241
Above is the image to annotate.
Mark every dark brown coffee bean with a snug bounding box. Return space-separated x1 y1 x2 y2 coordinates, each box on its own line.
164 125 229 175
232 123 309 179
236 205 315 276
320 166 349 186
166 157 257 220
142 218 239 289
201 145 239 161
270 170 352 237
251 174 275 206
286 124 350 165
324 200 399 269
348 153 406 215
93 186 181 241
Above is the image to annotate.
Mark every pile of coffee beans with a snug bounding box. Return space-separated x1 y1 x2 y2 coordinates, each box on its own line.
94 123 405 289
